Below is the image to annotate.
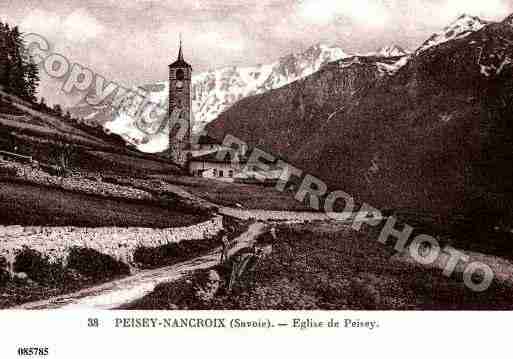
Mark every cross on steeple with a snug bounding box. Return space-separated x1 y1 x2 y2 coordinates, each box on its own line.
170 34 191 68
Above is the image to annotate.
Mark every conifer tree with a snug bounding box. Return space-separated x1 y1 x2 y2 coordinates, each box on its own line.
0 21 40 101
26 60 40 100
0 22 11 91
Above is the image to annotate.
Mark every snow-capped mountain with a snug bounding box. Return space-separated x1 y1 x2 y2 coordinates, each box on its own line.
75 43 350 152
376 45 408 57
69 14 493 154
191 43 349 132
207 12 513 223
417 14 488 53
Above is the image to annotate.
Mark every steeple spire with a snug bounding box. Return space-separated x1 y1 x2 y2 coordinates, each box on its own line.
169 33 192 69
178 33 184 61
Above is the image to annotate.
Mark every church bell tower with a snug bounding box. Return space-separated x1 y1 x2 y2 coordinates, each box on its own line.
168 36 192 164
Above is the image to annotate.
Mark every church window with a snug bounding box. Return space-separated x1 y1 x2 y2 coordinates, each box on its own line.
176 69 185 81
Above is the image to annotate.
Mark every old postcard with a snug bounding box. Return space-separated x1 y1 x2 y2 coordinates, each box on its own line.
0 0 512 357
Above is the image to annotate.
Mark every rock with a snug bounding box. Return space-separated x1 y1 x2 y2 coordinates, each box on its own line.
194 270 222 302
13 272 29 281
25 278 38 286
207 270 221 283
256 244 273 257
1 226 24 236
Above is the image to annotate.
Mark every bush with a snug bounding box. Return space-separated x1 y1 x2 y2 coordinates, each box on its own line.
125 270 224 310
0 165 18 179
347 277 382 310
212 278 319 310
125 276 196 310
67 247 130 281
133 238 216 269
0 256 10 286
13 246 66 286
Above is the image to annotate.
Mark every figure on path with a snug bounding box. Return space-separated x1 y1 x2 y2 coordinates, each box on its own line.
220 229 230 264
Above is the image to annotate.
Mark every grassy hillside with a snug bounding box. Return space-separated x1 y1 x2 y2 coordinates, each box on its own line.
0 89 183 176
0 181 206 228
0 90 204 228
130 223 513 310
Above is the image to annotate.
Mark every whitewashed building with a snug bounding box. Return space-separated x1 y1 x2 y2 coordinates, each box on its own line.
189 150 242 181
188 147 282 184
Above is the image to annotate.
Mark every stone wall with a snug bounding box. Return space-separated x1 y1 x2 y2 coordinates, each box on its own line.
0 216 223 270
0 160 154 201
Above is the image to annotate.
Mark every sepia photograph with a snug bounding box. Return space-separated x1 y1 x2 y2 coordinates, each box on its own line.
0 0 512 319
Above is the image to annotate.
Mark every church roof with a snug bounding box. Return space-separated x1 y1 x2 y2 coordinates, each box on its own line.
169 39 192 69
191 150 242 164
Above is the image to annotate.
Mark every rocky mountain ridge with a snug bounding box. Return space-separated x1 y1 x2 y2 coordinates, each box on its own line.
206 13 513 230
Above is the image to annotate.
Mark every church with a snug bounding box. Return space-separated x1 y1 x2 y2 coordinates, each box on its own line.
165 40 280 184
164 39 238 166
164 38 193 165
164 40 242 172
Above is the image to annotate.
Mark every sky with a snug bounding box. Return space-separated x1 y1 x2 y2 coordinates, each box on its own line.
0 0 512 107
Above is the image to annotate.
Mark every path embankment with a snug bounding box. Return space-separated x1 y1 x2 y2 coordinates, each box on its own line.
0 216 223 270
13 223 266 309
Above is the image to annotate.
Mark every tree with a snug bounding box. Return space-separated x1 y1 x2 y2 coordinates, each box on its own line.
0 21 40 101
0 22 11 91
7 26 27 96
53 104 63 116
26 61 39 101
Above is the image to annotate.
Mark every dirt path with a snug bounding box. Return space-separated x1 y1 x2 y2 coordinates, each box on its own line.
13 223 267 310
219 207 341 222
160 181 347 222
